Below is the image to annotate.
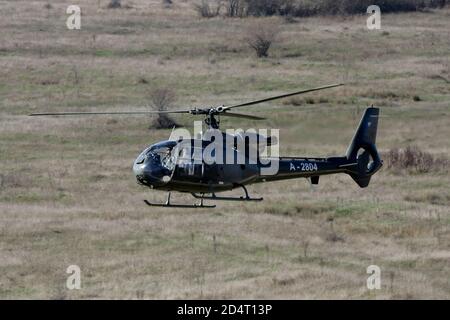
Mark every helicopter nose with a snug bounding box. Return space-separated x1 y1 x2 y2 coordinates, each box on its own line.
133 159 164 187
133 161 153 185
133 161 145 178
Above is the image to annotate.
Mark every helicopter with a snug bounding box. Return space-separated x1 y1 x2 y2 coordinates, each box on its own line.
30 83 383 208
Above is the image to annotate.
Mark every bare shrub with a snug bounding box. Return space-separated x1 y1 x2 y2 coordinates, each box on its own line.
246 22 280 58
223 0 296 17
0 173 30 189
196 0 448 19
108 0 121 9
383 146 448 173
162 0 174 9
245 0 295 16
283 97 304 106
314 0 448 15
194 0 222 18
227 0 448 18
196 0 297 18
151 88 176 110
224 0 247 17
326 232 345 242
149 88 180 129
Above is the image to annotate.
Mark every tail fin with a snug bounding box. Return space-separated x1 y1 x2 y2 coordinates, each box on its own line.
345 107 382 188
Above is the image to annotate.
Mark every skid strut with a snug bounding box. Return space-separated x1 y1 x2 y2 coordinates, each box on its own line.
144 192 216 208
192 184 263 202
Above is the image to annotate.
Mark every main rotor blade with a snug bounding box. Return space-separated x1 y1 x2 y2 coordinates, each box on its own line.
29 110 191 116
225 83 344 110
220 112 266 120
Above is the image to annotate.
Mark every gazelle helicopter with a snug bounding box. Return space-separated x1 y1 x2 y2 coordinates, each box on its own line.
30 83 382 208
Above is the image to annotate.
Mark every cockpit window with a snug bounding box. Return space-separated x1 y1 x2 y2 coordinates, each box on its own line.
151 146 176 171
135 148 149 164
136 141 178 172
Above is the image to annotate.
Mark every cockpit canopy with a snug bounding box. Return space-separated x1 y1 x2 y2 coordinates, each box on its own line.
133 141 178 186
136 141 177 168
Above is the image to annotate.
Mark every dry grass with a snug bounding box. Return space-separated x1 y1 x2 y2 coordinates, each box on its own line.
0 0 449 299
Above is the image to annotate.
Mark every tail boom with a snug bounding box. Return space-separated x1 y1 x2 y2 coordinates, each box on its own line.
256 107 382 187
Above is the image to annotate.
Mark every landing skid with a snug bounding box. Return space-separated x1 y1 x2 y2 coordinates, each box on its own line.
192 184 263 202
144 193 216 209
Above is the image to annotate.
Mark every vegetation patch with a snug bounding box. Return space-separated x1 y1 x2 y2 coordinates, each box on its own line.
194 0 448 18
404 192 450 206
383 146 448 174
263 201 334 216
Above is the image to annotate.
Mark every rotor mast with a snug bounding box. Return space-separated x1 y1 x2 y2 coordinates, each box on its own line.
205 113 220 129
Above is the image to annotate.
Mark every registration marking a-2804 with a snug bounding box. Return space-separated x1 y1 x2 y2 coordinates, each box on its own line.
290 162 318 172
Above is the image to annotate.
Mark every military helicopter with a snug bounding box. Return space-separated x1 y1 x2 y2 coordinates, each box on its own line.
30 83 382 208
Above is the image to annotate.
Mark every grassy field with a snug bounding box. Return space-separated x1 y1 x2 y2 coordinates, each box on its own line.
0 0 449 299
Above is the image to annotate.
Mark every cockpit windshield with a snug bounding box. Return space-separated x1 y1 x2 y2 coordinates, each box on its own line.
150 146 176 171
135 141 177 172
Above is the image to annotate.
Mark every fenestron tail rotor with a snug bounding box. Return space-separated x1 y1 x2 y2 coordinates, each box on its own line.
29 83 344 128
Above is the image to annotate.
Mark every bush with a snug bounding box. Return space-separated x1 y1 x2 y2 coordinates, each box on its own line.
383 146 448 173
246 0 295 16
197 0 448 18
221 0 296 17
194 0 222 18
108 0 121 9
246 22 279 58
293 0 448 16
224 0 247 17
149 88 180 129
